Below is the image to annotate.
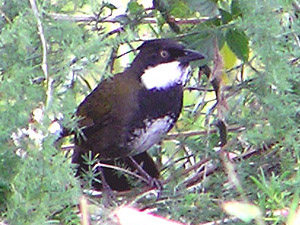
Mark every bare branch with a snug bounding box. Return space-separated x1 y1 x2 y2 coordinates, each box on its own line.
29 0 53 108
29 0 48 80
0 8 12 24
165 126 245 140
48 13 209 25
48 13 98 22
94 162 148 184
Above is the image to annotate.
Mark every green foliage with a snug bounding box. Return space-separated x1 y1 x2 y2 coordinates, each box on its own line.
127 1 144 15
225 28 249 61
186 0 219 16
5 146 80 224
0 0 300 224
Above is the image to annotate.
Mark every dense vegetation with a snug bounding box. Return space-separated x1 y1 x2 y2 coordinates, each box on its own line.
0 0 299 224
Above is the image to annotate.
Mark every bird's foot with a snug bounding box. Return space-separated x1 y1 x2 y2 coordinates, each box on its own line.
148 177 163 190
128 156 163 192
97 165 117 206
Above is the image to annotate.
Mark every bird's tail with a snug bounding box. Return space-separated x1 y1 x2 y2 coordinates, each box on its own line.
72 150 160 191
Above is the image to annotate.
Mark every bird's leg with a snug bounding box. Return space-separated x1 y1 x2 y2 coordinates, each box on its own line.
95 165 116 206
128 156 162 190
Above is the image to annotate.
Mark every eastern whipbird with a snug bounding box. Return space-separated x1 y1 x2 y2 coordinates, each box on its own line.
66 39 204 191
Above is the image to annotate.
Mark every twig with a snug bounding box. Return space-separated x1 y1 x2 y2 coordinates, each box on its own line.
184 86 215 92
109 139 278 198
29 0 48 80
105 27 125 37
60 126 245 151
48 13 209 25
29 0 53 108
79 195 91 225
46 78 55 109
216 120 227 147
292 0 300 12
191 80 214 120
0 8 12 24
48 13 97 22
94 162 148 184
184 163 217 188
165 126 245 140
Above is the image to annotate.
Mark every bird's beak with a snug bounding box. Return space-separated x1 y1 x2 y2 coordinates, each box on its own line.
180 49 205 65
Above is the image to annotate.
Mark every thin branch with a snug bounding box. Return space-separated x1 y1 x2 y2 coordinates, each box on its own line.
183 162 217 188
94 162 148 184
61 126 245 151
46 78 55 108
79 196 91 225
48 13 209 25
184 86 215 92
48 13 97 22
29 0 53 108
48 13 209 39
105 27 125 37
30 0 48 80
165 126 245 140
109 139 279 198
292 0 300 12
191 80 213 121
0 8 12 24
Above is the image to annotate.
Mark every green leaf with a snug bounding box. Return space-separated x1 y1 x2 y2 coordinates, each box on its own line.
231 0 242 17
127 0 144 14
185 29 215 60
186 0 218 16
220 42 237 69
169 0 192 18
225 28 249 61
105 3 117 10
219 9 232 24
185 28 224 61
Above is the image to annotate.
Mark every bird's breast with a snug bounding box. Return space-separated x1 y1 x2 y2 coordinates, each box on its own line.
126 115 175 155
121 85 183 156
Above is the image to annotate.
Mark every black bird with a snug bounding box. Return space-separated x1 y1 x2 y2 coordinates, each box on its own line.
71 39 204 191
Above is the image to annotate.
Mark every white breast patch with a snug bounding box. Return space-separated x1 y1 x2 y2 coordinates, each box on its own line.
141 61 190 90
128 116 173 155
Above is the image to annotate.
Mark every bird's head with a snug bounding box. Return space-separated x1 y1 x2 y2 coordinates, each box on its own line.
129 39 205 90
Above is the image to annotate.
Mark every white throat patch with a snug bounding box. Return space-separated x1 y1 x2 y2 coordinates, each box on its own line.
141 61 190 90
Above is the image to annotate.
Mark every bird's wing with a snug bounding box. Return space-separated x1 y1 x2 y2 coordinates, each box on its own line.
76 77 115 129
76 74 140 128
75 73 142 157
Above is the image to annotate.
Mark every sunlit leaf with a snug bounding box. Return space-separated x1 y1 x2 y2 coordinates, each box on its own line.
222 201 262 223
220 42 238 84
220 42 237 69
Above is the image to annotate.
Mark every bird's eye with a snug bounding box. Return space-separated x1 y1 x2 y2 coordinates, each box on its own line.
160 50 169 58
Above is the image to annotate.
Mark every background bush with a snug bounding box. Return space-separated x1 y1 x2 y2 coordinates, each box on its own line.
0 0 299 224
